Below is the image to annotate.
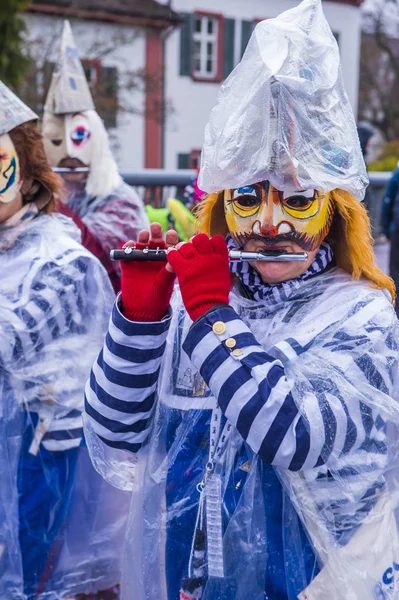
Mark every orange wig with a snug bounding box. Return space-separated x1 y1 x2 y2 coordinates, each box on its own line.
196 188 395 302
9 121 62 214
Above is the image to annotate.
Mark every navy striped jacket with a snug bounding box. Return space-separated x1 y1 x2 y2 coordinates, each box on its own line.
1 216 113 452
85 277 396 474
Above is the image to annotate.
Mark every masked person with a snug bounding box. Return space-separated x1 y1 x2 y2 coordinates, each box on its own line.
84 1 399 598
0 82 129 600
42 21 149 289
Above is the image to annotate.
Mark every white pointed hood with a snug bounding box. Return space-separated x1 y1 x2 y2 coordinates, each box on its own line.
199 0 368 201
44 20 95 115
0 80 38 136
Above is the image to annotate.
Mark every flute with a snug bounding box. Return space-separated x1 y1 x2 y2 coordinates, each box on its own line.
53 167 90 173
110 247 308 262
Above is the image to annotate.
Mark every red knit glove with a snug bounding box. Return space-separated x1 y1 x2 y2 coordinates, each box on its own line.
120 239 176 322
167 234 231 322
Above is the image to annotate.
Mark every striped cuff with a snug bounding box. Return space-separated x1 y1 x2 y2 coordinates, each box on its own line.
183 305 273 370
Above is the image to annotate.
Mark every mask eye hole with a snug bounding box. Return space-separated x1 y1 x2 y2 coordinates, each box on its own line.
229 186 262 215
283 195 314 211
51 139 63 147
235 195 260 208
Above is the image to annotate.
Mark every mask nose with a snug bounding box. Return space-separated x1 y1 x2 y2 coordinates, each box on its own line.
259 184 278 237
260 223 278 236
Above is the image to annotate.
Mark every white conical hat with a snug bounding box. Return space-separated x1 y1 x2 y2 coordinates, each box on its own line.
44 20 95 115
199 0 368 201
0 81 38 136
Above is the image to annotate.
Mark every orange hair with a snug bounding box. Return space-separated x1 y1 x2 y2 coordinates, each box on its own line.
9 121 62 214
196 188 395 302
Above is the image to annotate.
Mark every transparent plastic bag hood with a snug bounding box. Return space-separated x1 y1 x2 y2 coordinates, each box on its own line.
199 0 368 200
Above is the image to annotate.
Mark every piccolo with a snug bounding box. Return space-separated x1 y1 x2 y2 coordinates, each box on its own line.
110 248 308 262
53 167 90 173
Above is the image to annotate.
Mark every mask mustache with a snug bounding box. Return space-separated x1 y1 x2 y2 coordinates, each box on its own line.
231 231 316 251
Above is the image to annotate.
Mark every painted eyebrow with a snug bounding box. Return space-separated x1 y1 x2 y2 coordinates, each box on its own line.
283 189 315 199
71 112 89 120
234 186 257 194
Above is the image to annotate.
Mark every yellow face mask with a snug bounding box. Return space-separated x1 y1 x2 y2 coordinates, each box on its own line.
224 181 334 251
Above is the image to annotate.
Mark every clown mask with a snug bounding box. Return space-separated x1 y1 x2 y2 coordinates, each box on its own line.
42 111 93 170
224 181 334 252
0 133 23 204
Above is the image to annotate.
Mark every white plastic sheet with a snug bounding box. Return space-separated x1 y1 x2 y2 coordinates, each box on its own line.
0 213 130 598
199 0 368 200
86 267 399 599
66 180 150 258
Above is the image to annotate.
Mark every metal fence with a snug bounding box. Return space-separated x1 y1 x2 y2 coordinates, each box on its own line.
121 169 197 208
121 169 392 238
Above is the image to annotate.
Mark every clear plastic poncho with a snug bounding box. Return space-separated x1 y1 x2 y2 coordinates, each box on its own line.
0 213 130 599
199 0 368 200
86 268 399 600
65 179 150 258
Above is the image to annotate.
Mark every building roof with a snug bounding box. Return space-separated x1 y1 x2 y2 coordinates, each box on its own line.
27 0 180 28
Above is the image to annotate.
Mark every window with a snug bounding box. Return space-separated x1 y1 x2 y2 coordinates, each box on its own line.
179 12 237 82
192 14 219 79
82 59 118 128
177 149 202 170
190 148 201 169
82 59 101 92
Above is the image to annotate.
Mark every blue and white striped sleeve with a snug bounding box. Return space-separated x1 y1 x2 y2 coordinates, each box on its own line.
84 298 170 453
182 305 368 472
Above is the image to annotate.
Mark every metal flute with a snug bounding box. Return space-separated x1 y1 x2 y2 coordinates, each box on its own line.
53 167 90 173
110 247 308 262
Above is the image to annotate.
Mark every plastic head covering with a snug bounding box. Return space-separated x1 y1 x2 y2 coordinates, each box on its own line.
0 81 38 136
0 82 38 205
44 20 94 115
42 21 121 197
198 0 368 201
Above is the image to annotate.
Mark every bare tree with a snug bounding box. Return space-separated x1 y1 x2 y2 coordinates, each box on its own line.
17 20 173 128
359 0 399 140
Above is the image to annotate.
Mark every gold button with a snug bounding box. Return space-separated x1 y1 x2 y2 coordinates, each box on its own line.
232 348 243 357
225 337 236 349
213 321 226 335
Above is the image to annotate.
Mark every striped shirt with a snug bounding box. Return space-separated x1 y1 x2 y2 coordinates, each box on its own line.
85 276 395 478
1 215 113 452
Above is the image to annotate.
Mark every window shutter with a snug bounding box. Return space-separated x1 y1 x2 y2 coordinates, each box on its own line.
95 66 118 129
180 12 193 76
241 20 254 57
178 153 190 169
102 66 118 97
223 18 235 79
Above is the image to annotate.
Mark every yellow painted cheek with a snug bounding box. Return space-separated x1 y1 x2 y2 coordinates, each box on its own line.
300 196 332 236
225 210 239 234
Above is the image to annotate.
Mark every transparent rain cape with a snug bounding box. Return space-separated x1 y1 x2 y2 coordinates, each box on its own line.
66 180 150 257
199 0 368 200
86 269 399 599
0 214 130 598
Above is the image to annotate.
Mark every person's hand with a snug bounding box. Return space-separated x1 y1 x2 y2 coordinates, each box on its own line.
167 233 231 322
120 222 178 322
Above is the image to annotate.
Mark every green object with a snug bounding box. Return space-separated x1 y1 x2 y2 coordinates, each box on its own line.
145 205 171 233
167 198 196 241
145 200 197 242
0 0 30 88
368 140 399 172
